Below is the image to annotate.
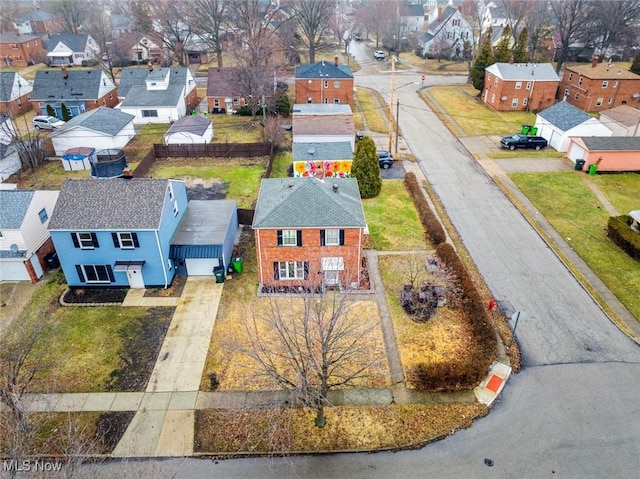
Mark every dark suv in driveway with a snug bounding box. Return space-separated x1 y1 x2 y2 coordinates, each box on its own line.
500 133 548 150
377 150 394 169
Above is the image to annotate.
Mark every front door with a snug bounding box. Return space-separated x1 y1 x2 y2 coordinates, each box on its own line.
126 268 144 288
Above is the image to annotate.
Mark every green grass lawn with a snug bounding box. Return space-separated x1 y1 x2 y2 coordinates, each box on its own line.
123 124 170 161
150 162 266 208
362 180 425 250
587 173 640 214
356 87 388 133
270 150 292 178
211 115 265 143
427 85 537 137
510 171 640 321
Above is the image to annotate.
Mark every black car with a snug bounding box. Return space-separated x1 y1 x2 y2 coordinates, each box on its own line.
500 133 548 150
377 150 394 169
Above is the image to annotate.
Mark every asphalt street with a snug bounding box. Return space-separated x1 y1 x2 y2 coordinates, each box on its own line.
90 42 640 478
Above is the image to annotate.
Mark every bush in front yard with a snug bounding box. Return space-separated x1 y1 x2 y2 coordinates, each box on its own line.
352 136 382 198
608 215 640 261
404 172 446 246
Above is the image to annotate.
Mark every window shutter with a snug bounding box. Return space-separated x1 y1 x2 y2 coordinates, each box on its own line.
107 265 115 282
320 230 325 246
75 265 85 283
112 233 119 247
277 230 283 246
71 233 79 248
132 232 139 247
297 230 302 247
273 262 279 280
304 262 309 280
339 229 345 246
91 232 99 248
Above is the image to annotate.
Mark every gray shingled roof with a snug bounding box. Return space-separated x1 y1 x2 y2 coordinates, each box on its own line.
295 60 353 80
0 190 34 229
120 84 184 107
0 31 40 44
52 107 134 136
293 142 353 161
537 101 592 131
165 115 211 136
118 67 189 97
581 136 640 151
47 34 89 53
252 178 366 228
486 63 560 81
171 200 236 245
49 178 175 230
0 72 16 102
31 69 108 101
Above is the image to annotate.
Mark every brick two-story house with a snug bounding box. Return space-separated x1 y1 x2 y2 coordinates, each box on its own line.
0 71 33 116
483 62 560 112
295 58 354 107
560 59 640 111
0 32 46 67
252 178 367 292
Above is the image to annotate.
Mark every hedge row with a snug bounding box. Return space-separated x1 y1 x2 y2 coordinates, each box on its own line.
407 242 498 391
608 215 640 261
404 172 446 246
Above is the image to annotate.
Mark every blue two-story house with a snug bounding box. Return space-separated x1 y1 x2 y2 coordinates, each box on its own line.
48 178 188 288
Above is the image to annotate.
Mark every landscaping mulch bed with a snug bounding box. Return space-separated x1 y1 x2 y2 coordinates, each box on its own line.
63 287 128 304
144 274 187 297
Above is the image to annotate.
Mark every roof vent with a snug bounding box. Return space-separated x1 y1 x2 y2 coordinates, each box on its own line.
332 184 338 192
307 147 315 155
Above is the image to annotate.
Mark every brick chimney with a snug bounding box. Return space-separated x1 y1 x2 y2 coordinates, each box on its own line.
591 55 599 67
334 56 339 66
509 55 514 64
61 66 68 79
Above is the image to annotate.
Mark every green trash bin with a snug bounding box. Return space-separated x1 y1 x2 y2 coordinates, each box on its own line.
521 125 532 134
530 126 538 135
214 267 225 283
232 257 243 273
588 164 598 175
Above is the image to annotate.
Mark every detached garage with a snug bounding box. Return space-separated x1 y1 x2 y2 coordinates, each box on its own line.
535 101 612 152
567 136 640 172
170 200 238 276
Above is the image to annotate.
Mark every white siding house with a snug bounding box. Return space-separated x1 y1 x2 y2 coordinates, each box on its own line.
0 189 59 282
418 6 474 59
598 106 640 137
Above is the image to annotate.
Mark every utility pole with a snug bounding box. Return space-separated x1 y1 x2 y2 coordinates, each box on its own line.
388 55 396 152
395 99 400 155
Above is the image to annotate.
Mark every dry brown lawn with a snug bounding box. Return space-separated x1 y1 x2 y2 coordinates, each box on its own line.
195 403 486 453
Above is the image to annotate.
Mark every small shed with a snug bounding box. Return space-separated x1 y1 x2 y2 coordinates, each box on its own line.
535 101 612 152
61 147 96 171
169 200 238 276
90 149 129 179
164 115 213 144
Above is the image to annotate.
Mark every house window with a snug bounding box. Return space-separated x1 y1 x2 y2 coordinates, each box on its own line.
307 98 312 103
568 73 573 81
0 231 3 239
276 261 308 280
523 98 528 107
602 81 608 88
321 229 344 246
334 99 340 104
613 81 618 88
526 82 532 90
574 93 579 100
278 229 300 246
447 32 452 39
511 98 518 108
608 97 613 104
452 19 460 27
214 99 220 107
168 183 174 200
596 98 603 106
564 88 569 98
73 232 99 249
324 80 329 89
38 208 48 224
491 93 495 103
324 98 328 104
79 264 114 284
141 109 158 117
515 82 522 90
578 77 583 86
487 74 492 81
113 232 138 249
494 78 498 87
334 81 340 88
172 201 179 216
109 93 113 100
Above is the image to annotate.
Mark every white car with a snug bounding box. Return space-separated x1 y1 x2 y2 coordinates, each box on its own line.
374 50 385 60
32 115 65 130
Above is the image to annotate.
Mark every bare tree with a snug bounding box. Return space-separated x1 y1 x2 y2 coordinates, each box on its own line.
592 0 640 59
127 0 154 34
495 0 533 41
327 2 357 55
148 0 193 65
53 0 89 34
0 0 25 32
526 0 552 61
550 0 598 73
82 6 118 82
189 0 232 67
356 0 396 49
233 291 383 428
289 0 336 63
0 111 47 173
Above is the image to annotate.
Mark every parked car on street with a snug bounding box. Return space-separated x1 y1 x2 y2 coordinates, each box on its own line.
500 133 548 150
32 116 65 130
374 50 385 60
377 150 394 169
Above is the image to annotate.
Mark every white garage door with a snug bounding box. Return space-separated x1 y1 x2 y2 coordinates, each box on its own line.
0 259 30 281
185 258 219 276
568 144 585 162
549 129 563 150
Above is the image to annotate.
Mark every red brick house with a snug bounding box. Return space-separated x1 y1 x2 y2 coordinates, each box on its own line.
206 67 276 114
483 63 560 112
0 32 46 67
13 9 64 36
0 71 33 116
560 59 640 111
295 58 354 107
252 178 367 292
